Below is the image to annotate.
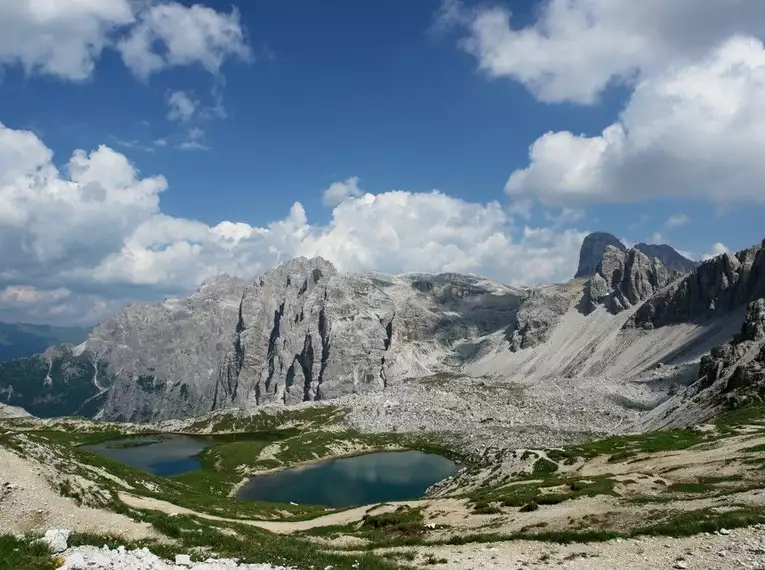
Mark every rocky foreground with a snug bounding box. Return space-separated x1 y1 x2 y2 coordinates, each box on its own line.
32 524 765 569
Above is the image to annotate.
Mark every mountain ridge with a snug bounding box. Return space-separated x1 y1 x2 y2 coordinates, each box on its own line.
0 234 761 427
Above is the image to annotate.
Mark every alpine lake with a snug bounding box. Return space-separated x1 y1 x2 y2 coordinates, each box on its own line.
83 434 458 508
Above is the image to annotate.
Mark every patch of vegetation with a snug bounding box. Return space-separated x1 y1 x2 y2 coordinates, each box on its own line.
472 501 502 515
115 510 405 570
638 506 765 537
716 402 765 431
469 475 616 509
566 427 706 461
0 535 58 570
361 506 427 538
531 457 558 476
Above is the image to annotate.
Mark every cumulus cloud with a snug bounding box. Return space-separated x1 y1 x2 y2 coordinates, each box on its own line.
118 2 251 79
322 176 363 206
0 0 250 81
0 123 586 324
664 214 690 229
439 0 765 104
505 37 765 207
703 242 729 260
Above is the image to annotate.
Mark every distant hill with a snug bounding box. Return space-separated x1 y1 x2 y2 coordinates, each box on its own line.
0 322 90 363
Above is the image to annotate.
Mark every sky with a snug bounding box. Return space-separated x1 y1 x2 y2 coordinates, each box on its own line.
0 0 764 325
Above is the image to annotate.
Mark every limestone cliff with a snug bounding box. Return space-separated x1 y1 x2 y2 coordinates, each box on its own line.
583 246 671 314
630 240 765 329
574 232 626 278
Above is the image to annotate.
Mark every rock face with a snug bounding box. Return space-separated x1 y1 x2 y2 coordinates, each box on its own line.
574 232 626 278
583 246 671 314
634 243 698 274
94 274 246 421
630 240 765 329
2 259 526 422
504 286 575 351
699 298 765 396
213 258 525 408
640 297 765 430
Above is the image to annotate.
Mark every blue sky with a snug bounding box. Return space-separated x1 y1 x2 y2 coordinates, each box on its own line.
0 0 764 324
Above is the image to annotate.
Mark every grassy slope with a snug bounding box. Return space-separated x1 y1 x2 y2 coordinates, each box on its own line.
5 403 765 567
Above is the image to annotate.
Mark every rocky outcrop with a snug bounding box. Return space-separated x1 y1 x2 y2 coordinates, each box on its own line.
504 286 576 351
699 298 765 396
635 297 765 431
634 243 698 274
583 246 671 314
630 240 765 329
574 232 626 278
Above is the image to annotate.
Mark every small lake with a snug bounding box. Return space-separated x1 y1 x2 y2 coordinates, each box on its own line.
236 450 458 508
82 434 217 476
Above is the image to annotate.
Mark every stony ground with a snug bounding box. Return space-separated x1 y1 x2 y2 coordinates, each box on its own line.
0 446 157 540
41 525 765 569
57 546 294 570
396 525 765 569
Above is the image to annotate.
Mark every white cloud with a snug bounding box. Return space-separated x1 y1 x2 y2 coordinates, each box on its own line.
703 242 729 260
118 2 251 79
505 37 765 207
0 122 586 324
664 214 690 229
323 176 363 206
0 0 134 81
0 1 250 82
440 0 765 104
178 127 210 151
167 91 199 122
651 232 663 244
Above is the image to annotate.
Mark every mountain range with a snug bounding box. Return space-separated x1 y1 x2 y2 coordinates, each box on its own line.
0 232 762 428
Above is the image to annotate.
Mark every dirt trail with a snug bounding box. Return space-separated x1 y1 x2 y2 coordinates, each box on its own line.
0 447 158 540
118 492 433 533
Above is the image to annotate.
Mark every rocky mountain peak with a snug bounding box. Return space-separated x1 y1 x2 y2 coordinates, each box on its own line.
583 245 671 314
574 232 626 278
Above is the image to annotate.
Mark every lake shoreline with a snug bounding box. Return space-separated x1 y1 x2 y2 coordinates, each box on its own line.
231 448 458 507
227 444 408 499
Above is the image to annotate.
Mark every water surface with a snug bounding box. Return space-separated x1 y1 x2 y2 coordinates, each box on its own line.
237 450 458 507
82 434 216 476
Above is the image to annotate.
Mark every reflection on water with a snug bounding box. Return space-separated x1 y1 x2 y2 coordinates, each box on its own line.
237 450 458 508
82 435 214 476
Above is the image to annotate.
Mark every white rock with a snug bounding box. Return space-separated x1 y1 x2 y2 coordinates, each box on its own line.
42 528 70 553
176 554 193 566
